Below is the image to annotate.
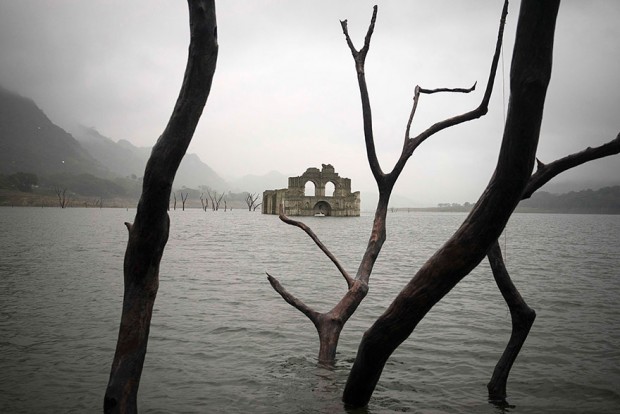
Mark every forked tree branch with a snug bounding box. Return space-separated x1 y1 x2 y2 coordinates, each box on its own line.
405 83 478 143
340 6 383 182
402 0 509 161
486 131 620 400
343 0 559 406
340 5 378 73
266 273 321 323
278 206 354 288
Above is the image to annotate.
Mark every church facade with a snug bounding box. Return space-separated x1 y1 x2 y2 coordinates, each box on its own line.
262 164 360 217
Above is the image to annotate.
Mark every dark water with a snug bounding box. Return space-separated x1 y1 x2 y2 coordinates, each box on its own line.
1 207 619 413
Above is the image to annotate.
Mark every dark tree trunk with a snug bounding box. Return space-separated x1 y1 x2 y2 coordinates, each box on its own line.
486 240 536 401
487 132 620 401
268 1 508 367
342 0 560 407
103 2 218 413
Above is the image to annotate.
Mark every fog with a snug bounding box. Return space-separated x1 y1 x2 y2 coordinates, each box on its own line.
0 1 618 206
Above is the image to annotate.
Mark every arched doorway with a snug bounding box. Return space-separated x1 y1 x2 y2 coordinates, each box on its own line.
313 201 332 216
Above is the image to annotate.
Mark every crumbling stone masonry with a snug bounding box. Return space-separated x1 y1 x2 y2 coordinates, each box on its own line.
262 164 360 217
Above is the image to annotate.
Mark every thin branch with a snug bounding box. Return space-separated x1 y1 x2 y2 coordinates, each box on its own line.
523 132 620 199
340 5 378 71
418 83 477 95
405 83 477 142
340 6 383 183
404 0 509 156
266 273 320 323
279 207 354 288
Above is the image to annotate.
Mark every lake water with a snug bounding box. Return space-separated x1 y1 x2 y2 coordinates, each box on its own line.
1 207 619 413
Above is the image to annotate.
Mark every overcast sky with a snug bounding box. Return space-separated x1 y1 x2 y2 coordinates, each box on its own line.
1 1 618 206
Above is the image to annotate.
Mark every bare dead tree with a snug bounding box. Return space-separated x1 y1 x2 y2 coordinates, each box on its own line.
268 1 508 365
245 192 261 211
253 203 261 211
200 193 209 211
224 199 227 211
206 189 215 210
207 189 224 211
487 133 620 402
54 187 68 208
342 0 561 407
103 1 218 413
180 192 189 211
172 192 177 210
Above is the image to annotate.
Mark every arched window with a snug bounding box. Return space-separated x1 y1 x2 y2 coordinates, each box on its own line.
325 181 335 197
304 181 316 196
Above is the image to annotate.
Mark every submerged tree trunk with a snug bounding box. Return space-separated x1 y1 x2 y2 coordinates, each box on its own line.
342 0 560 407
268 1 508 367
486 240 536 401
487 132 620 401
103 2 218 413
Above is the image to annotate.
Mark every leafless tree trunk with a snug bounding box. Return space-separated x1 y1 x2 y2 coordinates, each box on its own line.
207 189 215 210
487 133 620 402
268 1 508 365
180 192 189 211
207 189 224 211
54 187 68 208
200 193 208 211
173 192 177 210
342 0 560 407
103 2 218 413
245 192 261 211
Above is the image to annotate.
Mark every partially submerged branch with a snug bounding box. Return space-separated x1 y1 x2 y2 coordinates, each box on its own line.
343 0 559 407
268 0 510 369
487 131 620 400
267 273 320 323
278 207 354 288
104 1 218 412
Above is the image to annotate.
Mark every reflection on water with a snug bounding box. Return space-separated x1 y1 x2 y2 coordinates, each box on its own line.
0 207 619 413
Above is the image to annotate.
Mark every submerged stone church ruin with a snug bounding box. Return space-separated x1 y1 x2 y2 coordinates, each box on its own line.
262 164 360 217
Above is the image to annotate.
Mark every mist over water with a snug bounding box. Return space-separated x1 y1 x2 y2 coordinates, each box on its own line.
1 208 619 413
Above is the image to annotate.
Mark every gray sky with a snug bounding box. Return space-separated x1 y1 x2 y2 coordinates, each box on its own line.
1 1 618 206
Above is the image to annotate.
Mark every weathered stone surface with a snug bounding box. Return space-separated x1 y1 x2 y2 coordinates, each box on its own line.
262 164 360 217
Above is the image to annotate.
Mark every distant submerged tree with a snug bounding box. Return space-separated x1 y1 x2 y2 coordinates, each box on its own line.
54 186 68 208
180 191 189 211
245 192 261 211
104 1 218 412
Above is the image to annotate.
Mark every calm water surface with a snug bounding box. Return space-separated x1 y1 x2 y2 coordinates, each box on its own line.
0 207 619 413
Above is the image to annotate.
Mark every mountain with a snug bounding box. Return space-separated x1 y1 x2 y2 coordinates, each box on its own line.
71 125 229 190
69 125 146 178
175 152 228 190
0 86 107 177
